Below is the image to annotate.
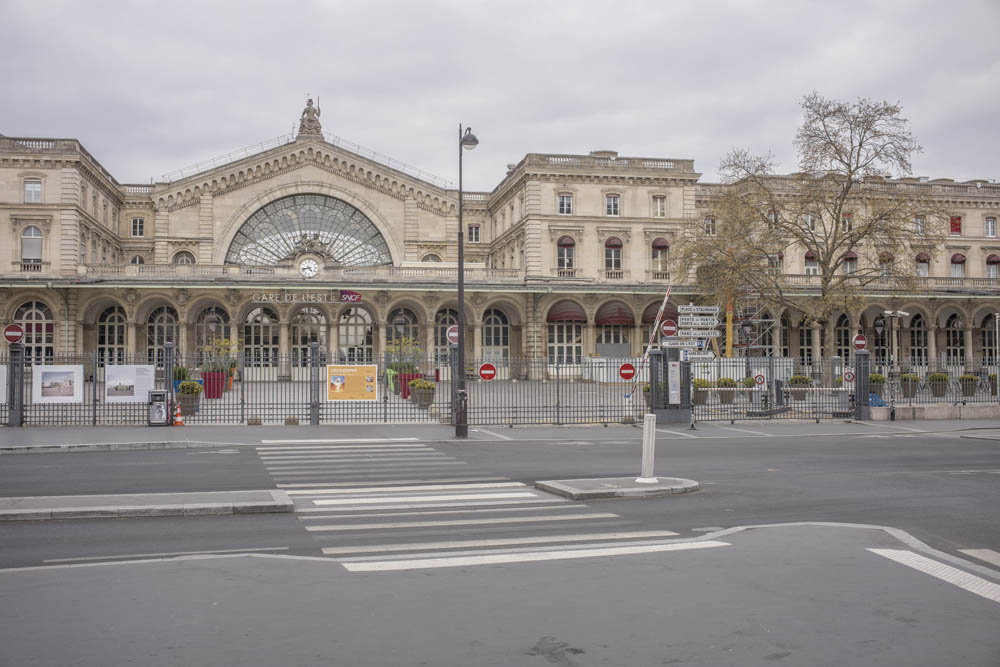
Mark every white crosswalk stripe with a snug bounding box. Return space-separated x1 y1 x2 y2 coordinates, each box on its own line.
256 441 687 570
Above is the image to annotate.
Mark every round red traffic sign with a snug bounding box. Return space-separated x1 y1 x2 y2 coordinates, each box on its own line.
619 362 636 381
661 319 678 337
754 374 765 385
844 370 856 382
446 325 459 346
478 362 497 381
852 333 867 351
3 323 23 344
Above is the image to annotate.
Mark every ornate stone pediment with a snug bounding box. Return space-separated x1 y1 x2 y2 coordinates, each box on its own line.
279 233 335 262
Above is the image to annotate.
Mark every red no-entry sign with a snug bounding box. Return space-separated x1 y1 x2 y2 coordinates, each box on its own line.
446 325 459 346
661 319 678 337
619 362 636 380
853 333 867 351
3 323 23 344
478 362 497 381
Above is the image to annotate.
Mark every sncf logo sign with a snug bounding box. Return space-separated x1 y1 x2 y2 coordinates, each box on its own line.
339 290 362 303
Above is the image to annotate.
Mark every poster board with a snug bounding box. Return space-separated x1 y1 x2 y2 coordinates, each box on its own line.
105 365 156 403
327 365 378 402
0 365 7 404
32 365 84 404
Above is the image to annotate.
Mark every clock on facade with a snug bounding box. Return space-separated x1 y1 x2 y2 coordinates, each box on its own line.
299 258 319 278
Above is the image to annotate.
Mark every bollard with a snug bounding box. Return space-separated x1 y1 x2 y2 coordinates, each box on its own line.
636 413 658 483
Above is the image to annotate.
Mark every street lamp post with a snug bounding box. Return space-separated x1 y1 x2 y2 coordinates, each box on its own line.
456 124 478 438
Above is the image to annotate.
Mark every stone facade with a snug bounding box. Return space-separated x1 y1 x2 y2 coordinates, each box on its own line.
1 104 998 370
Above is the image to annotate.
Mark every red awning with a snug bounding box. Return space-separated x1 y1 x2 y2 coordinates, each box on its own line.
557 235 575 248
642 301 679 324
951 253 966 264
804 250 817 261
546 300 587 322
987 254 1000 265
595 301 635 326
844 251 858 260
915 252 931 262
604 236 623 248
651 237 669 249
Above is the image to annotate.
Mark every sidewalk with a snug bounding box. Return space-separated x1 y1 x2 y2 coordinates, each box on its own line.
0 489 293 521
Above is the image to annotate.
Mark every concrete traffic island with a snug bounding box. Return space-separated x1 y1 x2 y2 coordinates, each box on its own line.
536 476 699 500
0 489 293 521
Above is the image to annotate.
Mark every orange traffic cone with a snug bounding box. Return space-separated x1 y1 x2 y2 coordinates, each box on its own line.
173 404 184 426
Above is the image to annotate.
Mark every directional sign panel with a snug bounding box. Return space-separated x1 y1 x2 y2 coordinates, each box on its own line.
678 305 721 314
661 339 697 348
678 316 720 328
678 329 721 338
689 352 716 361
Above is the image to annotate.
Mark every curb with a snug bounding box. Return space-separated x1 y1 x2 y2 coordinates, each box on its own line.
0 490 293 522
0 441 252 455
536 477 700 500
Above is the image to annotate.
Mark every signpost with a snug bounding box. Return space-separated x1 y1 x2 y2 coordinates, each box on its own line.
844 370 856 382
852 333 867 351
660 338 696 348
754 373 765 386
3 324 23 345
689 352 716 361
660 319 677 337
446 325 459 346
678 316 720 328
618 362 636 381
678 329 721 338
478 362 497 381
678 305 721 314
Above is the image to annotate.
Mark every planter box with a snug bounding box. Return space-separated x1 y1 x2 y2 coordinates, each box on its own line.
790 387 809 401
202 371 227 399
177 395 200 416
692 389 708 405
959 380 977 397
901 381 919 399
869 382 885 397
174 378 204 394
410 387 435 409
929 381 948 398
716 389 736 404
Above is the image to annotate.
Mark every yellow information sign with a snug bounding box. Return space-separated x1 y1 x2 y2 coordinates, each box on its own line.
326 365 379 402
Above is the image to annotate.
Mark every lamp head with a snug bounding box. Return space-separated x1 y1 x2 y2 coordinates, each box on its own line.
461 127 479 150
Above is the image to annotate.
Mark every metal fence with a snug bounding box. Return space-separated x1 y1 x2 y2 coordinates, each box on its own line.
870 358 998 406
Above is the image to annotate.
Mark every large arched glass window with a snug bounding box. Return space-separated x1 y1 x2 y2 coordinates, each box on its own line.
291 307 327 367
146 306 178 367
172 251 196 265
909 314 927 367
339 307 374 363
780 315 790 358
129 255 145 265
433 308 458 363
21 226 43 267
15 300 53 364
981 314 997 365
97 306 127 367
945 314 964 364
387 307 419 349
243 307 280 367
195 306 231 362
482 308 510 362
225 194 392 266
798 325 812 365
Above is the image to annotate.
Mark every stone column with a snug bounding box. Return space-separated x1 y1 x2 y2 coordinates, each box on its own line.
327 317 339 364
376 322 387 360
424 320 435 363
811 325 822 363
278 321 290 380
772 318 783 358
584 322 595 358
473 322 483 361
127 321 137 358
964 326 974 367
928 319 938 365
178 322 190 359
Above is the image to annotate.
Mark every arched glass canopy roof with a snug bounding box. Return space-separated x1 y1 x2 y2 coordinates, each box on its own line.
225 194 392 266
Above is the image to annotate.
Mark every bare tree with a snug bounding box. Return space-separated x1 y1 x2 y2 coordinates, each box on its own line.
677 93 946 359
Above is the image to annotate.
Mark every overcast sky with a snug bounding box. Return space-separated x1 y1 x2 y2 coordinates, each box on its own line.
2 0 998 191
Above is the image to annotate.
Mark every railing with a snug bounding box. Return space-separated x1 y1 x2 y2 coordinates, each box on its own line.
556 268 578 278
15 261 48 273
323 132 454 190
160 134 296 182
605 269 625 280
647 270 670 281
80 264 525 283
534 154 693 172
121 184 153 195
779 274 1000 289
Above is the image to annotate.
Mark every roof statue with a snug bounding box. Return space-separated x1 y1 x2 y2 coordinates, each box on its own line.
298 98 322 138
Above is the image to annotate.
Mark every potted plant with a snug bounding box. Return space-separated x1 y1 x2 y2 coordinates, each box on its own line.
927 372 949 398
201 358 228 399
385 337 423 397
868 373 886 397
176 380 203 416
408 378 436 409
787 375 812 400
716 377 738 404
172 365 188 394
900 373 920 398
692 378 711 405
958 374 978 397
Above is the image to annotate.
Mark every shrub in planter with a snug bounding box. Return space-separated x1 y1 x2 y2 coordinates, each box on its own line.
990 373 997 396
927 372 949 398
176 380 203 416
716 377 738 404
408 378 436 409
869 373 886 396
900 373 920 398
173 366 188 394
958 374 978 397
742 377 757 389
692 378 711 405
787 375 812 400
201 360 229 399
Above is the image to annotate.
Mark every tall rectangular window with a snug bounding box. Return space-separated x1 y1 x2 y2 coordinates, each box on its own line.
131 217 144 237
916 261 929 278
558 194 573 215
913 216 925 234
653 195 666 217
605 194 620 216
951 261 964 278
986 216 996 238
950 216 962 236
467 224 480 243
704 216 717 235
24 179 41 203
840 213 853 233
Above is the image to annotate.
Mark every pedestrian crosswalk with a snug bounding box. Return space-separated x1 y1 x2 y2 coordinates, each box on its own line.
254 440 701 571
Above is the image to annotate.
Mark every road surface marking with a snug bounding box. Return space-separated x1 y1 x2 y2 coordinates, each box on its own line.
295 499 563 512
305 512 619 531
263 457 454 468
859 422 926 433
257 445 431 452
269 462 469 472
43 546 289 563
312 492 540 505
322 531 681 555
656 428 698 438
718 425 772 436
285 482 525 495
277 477 508 488
960 549 1000 568
341 540 729 571
471 428 514 441
868 549 1000 604
260 438 420 444
303 504 580 519
872 469 1000 476
259 451 441 459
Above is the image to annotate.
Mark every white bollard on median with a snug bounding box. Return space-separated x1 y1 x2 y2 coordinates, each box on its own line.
636 413 658 483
